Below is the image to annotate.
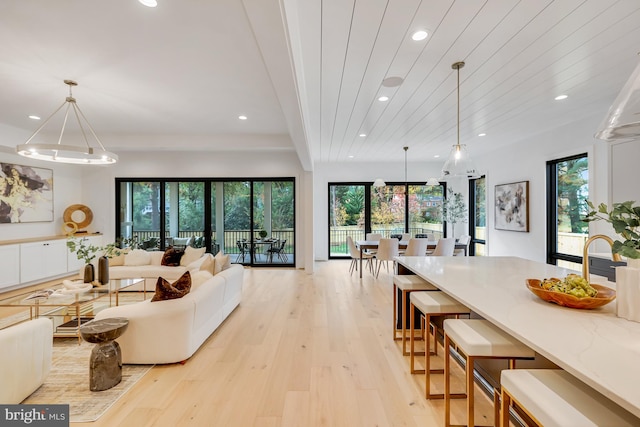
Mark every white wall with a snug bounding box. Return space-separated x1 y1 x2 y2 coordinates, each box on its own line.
0 147 84 240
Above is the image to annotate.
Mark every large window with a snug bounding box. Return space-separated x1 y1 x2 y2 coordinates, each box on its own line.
546 154 589 270
116 178 295 266
469 176 486 256
329 182 445 257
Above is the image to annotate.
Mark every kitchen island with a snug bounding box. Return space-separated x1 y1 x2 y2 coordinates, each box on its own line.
395 255 640 419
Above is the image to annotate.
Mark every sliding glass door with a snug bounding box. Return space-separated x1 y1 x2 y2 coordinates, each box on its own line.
116 178 295 266
328 182 445 258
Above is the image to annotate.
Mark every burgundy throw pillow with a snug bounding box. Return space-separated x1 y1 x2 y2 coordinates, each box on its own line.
151 271 192 302
161 246 184 266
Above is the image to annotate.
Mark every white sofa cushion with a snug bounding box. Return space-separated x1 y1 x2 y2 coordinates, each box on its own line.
0 318 53 404
124 249 152 266
181 246 206 266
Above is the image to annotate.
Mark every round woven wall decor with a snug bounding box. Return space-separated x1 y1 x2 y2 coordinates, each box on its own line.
63 204 93 230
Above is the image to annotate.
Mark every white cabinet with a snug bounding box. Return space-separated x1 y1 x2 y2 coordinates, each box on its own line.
0 244 20 290
20 240 68 284
66 235 103 273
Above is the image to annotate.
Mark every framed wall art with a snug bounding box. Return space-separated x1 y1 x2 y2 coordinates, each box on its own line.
494 180 529 232
0 163 53 223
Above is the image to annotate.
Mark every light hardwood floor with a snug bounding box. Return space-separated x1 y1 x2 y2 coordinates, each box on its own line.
19 261 496 426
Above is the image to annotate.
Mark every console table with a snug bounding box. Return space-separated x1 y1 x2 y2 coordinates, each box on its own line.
395 255 640 419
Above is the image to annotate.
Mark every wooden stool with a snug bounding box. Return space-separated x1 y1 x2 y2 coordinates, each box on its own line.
500 369 638 427
392 275 438 355
444 319 535 427
409 291 470 399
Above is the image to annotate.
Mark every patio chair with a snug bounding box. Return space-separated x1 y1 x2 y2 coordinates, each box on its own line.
235 240 252 263
267 239 288 262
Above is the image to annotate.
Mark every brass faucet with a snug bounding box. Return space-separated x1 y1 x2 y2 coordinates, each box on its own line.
582 234 622 280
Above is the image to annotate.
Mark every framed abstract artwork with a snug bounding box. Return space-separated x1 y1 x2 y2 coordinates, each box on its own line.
495 180 529 232
0 163 53 223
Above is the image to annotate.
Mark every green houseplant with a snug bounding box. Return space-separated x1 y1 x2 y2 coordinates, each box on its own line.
583 200 640 259
442 188 468 238
67 237 122 283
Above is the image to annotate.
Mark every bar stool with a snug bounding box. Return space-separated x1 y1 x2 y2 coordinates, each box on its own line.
392 275 438 355
444 319 535 427
409 291 470 400
500 369 638 427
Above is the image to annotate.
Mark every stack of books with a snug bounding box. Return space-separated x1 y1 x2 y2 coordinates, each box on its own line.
55 317 93 333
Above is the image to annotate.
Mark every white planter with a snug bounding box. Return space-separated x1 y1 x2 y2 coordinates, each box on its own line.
616 256 640 322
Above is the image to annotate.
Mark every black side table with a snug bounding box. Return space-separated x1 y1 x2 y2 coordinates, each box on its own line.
80 317 129 391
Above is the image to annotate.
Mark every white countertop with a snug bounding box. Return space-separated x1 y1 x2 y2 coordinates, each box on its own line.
395 255 640 419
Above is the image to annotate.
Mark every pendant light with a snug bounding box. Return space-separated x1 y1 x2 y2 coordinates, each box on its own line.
441 61 478 179
16 80 118 165
372 178 386 187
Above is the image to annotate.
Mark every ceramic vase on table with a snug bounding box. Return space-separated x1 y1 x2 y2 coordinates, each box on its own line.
616 257 640 322
83 263 95 283
98 256 109 286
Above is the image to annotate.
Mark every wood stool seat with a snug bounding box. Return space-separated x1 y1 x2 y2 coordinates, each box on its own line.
393 275 438 355
410 291 470 399
500 369 638 427
444 319 535 427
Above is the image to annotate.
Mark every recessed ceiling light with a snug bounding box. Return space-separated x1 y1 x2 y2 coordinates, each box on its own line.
348 155 354 159
28 115 40 120
478 133 486 137
434 154 440 158
139 0 157 7
411 30 428 41
555 95 568 101
382 76 404 87
359 133 367 137
378 96 389 102
238 115 248 120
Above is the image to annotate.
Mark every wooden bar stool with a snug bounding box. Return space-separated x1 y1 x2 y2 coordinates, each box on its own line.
410 291 470 399
444 319 535 427
392 275 438 355
500 369 638 427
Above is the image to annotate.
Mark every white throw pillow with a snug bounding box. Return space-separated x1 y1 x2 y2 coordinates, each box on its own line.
124 249 152 266
213 251 231 274
180 246 206 266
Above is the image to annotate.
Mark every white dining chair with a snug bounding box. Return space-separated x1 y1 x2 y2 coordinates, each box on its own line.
454 235 471 256
374 238 399 278
402 238 429 256
366 233 382 241
401 233 411 241
347 236 373 275
431 237 455 256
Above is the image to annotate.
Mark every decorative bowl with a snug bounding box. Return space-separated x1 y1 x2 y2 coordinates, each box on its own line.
525 278 616 309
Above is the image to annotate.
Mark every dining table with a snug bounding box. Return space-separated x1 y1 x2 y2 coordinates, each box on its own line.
354 239 468 278
395 255 640 420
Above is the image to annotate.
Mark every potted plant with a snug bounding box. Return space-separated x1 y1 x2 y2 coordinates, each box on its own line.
259 230 268 239
442 188 468 238
583 200 640 263
67 237 122 284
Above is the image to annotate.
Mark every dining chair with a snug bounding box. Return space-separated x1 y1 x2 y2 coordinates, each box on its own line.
267 239 288 262
366 233 382 241
454 235 471 256
347 236 373 275
374 238 399 278
401 233 411 241
431 237 455 256
402 238 429 256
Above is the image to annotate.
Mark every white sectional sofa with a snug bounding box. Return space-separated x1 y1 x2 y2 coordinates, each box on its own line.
94 263 243 364
0 318 53 404
108 247 210 291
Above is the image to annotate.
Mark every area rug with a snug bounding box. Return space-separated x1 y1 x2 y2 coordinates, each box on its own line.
23 338 153 423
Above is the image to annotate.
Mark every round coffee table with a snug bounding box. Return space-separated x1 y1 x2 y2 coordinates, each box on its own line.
80 317 129 391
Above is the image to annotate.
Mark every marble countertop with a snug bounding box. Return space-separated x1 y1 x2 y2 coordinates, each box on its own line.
395 255 640 419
